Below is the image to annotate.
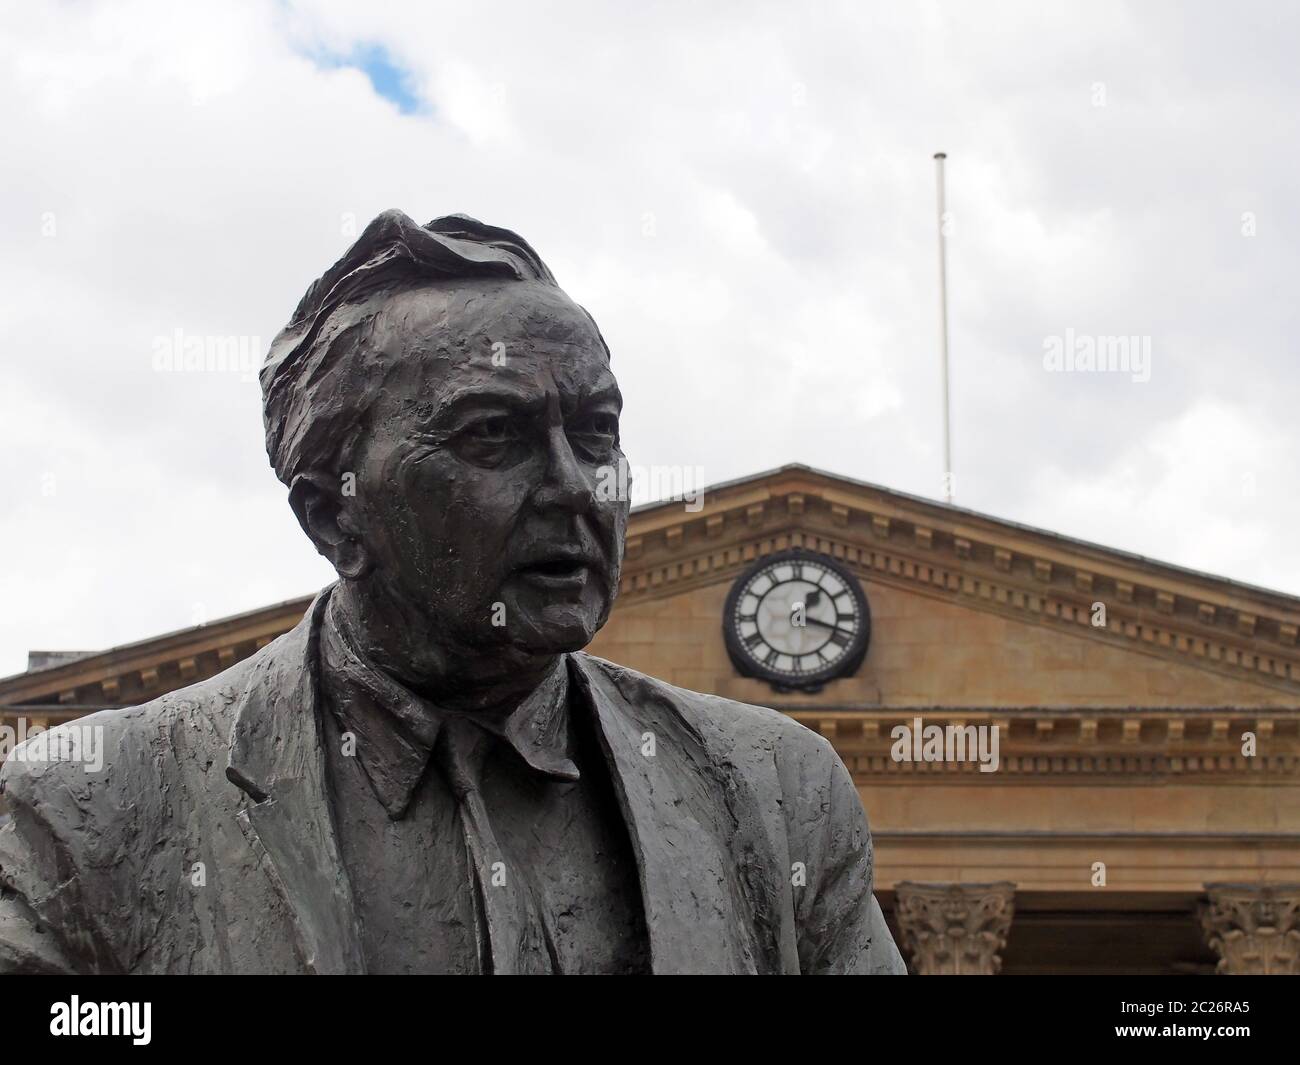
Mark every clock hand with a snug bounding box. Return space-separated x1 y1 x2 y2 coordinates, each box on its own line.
802 616 854 634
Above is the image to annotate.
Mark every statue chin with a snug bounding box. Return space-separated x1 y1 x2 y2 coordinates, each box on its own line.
491 580 611 656
506 608 601 655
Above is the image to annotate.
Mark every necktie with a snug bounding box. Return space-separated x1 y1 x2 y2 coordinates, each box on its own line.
435 716 556 974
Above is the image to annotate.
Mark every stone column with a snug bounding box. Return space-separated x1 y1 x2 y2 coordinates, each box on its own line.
1201 883 1300 975
894 881 1016 975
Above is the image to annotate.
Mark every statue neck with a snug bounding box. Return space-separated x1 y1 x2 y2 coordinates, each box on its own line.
329 581 560 716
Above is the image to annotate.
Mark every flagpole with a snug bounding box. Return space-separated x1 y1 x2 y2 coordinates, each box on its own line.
934 151 954 504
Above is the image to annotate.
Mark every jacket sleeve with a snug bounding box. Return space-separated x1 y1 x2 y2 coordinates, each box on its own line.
0 879 78 973
793 733 907 975
0 755 113 974
0 803 78 973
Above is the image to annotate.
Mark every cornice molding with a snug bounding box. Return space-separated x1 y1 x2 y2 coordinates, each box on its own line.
787 706 1300 783
0 597 313 709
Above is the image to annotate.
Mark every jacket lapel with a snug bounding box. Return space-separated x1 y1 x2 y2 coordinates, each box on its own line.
225 587 365 974
568 654 785 974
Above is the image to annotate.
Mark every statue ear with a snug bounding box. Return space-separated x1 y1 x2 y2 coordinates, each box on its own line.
288 471 373 580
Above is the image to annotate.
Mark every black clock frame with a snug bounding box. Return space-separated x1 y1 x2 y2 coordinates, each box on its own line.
722 547 871 693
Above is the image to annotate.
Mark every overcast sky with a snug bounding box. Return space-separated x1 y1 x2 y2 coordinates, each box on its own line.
2 0 1297 677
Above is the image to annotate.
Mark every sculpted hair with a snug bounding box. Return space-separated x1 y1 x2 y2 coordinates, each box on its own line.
260 210 559 485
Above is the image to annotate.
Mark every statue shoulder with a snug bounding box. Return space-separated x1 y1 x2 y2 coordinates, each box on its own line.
0 656 256 811
569 651 837 765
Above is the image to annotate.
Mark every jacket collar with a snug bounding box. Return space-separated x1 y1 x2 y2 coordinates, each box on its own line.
226 586 784 974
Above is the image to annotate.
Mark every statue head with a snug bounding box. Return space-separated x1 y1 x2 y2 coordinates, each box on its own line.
261 211 628 675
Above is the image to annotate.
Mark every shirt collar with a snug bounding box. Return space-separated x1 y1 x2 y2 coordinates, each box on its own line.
318 594 580 819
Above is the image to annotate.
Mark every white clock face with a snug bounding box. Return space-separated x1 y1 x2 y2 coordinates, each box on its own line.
727 553 868 686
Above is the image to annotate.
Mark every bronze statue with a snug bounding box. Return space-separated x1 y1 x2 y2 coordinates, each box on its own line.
0 212 905 974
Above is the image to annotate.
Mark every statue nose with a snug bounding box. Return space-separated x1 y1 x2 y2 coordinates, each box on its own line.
534 430 593 512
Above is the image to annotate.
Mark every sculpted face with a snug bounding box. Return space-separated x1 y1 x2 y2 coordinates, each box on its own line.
341 279 628 658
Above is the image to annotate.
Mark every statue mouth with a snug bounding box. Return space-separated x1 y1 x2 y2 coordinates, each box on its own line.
514 556 596 590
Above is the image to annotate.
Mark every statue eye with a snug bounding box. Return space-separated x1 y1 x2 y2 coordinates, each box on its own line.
465 416 514 442
573 412 619 438
567 411 619 461
449 413 528 469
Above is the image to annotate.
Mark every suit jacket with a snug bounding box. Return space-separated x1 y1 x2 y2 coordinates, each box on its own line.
0 589 905 975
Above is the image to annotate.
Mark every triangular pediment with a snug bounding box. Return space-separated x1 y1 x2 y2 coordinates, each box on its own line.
602 464 1300 705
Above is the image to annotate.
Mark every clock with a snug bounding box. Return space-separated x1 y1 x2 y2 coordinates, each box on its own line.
723 548 871 693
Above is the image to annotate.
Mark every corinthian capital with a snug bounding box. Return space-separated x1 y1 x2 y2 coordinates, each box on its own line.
1201 883 1300 975
894 881 1016 975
